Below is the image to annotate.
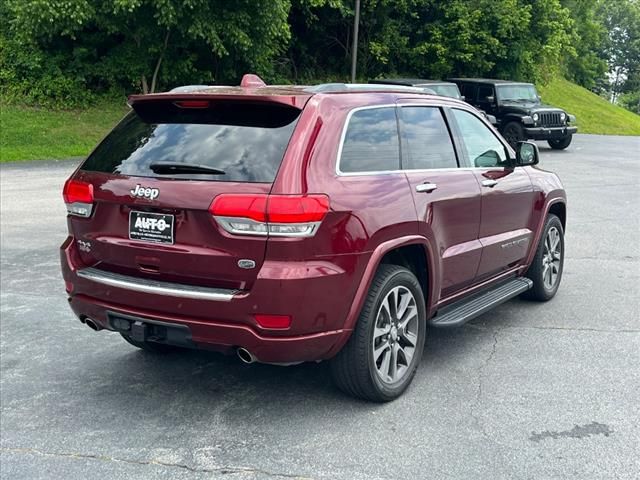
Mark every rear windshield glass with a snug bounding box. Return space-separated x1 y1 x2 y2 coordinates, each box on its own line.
80 102 301 183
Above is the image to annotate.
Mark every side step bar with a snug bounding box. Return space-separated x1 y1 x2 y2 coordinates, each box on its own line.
429 277 533 328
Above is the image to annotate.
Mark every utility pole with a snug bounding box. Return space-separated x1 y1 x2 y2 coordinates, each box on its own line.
350 0 361 83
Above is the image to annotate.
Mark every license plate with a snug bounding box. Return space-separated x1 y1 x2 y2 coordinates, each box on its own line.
129 211 174 244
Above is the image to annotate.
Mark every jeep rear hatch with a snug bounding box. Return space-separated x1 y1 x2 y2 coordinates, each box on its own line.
66 96 308 292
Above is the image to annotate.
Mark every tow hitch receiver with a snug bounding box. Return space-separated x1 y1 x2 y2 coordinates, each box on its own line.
130 321 149 342
107 311 194 348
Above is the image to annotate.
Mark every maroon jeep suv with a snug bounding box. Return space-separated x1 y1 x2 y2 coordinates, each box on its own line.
60 75 566 401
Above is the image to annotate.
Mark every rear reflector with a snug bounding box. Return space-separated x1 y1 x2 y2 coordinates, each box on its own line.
63 179 94 218
254 314 291 329
209 194 329 237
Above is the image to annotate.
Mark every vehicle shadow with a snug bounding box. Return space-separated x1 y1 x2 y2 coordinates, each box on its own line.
55 302 522 436
75 313 506 404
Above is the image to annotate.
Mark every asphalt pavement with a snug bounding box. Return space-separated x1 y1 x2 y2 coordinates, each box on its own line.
1 134 639 479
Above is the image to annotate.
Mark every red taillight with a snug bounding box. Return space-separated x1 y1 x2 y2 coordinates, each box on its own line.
63 179 94 217
63 179 94 204
174 100 210 109
254 314 291 329
209 194 268 222
267 195 330 223
209 194 330 237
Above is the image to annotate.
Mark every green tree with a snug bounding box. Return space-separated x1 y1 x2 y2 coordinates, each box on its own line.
597 0 640 104
560 0 608 89
5 0 292 96
283 0 576 84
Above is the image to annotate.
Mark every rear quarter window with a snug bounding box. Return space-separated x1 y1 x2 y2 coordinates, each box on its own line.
339 107 400 173
80 102 301 183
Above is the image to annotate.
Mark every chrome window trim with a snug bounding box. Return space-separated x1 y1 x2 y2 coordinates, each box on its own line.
77 267 239 301
335 104 399 177
335 103 486 177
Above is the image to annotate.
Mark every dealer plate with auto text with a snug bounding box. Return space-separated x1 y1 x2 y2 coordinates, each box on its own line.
129 211 174 244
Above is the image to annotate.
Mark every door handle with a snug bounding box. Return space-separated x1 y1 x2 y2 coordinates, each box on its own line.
481 179 498 188
416 182 437 193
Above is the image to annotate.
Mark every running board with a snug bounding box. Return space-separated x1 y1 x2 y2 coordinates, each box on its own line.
429 277 533 328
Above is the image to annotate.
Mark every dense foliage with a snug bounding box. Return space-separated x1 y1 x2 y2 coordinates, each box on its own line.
1 0 638 113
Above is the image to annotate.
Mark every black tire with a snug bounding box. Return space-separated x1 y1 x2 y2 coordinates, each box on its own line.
547 135 572 150
501 121 525 148
330 264 427 402
523 214 564 301
120 333 179 353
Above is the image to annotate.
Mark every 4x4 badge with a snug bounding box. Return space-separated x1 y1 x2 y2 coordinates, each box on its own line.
130 184 160 200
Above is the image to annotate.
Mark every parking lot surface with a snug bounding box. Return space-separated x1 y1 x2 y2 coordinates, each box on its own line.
1 134 639 479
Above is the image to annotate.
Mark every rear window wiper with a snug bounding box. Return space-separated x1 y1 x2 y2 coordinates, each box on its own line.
149 162 226 175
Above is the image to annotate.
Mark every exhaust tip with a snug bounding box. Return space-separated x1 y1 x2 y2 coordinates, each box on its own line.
237 347 256 364
84 318 101 331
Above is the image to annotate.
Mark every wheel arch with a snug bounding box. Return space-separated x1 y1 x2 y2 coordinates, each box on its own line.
500 115 525 128
523 197 567 269
548 202 566 232
324 235 437 358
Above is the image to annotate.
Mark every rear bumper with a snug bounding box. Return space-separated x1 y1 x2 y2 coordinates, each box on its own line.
68 294 347 363
524 125 577 140
61 236 362 363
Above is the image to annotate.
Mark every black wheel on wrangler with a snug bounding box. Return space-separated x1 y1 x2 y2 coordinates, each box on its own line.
523 214 564 301
502 121 525 148
548 135 572 150
330 264 426 402
120 333 179 353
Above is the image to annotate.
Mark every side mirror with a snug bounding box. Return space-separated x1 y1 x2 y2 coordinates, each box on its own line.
485 114 497 125
516 141 539 166
486 95 495 103
461 95 466 101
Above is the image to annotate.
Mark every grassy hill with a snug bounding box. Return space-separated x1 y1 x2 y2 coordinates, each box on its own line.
1 77 638 162
0 102 128 162
537 78 640 135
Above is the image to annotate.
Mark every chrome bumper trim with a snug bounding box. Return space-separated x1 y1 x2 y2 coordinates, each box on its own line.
76 267 238 302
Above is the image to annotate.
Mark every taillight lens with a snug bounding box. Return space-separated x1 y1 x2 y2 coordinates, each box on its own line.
63 179 94 217
209 194 329 237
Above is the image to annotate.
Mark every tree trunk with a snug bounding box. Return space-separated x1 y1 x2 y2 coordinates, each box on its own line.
141 75 149 94
150 30 171 94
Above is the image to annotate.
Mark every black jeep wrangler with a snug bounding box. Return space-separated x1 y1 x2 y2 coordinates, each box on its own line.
449 78 577 149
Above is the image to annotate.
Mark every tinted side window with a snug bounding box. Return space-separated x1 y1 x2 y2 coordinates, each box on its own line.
461 84 477 101
451 109 508 168
478 86 494 101
401 107 457 169
340 107 400 173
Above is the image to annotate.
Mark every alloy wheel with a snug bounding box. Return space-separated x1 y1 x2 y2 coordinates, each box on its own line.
371 286 419 384
542 226 562 290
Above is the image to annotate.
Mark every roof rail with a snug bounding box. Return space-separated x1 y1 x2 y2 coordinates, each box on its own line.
305 83 436 94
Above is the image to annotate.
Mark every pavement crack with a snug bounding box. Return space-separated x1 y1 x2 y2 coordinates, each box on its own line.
0 447 314 479
470 328 502 441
